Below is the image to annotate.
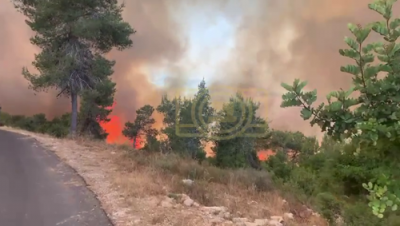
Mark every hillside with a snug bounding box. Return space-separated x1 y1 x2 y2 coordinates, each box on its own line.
0 126 325 226
1 0 400 225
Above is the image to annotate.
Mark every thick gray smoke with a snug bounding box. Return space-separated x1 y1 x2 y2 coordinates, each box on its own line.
1 0 394 139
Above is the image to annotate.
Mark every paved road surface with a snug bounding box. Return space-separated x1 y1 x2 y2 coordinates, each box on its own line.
0 129 113 226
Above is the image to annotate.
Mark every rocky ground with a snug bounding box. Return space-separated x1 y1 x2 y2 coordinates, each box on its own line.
0 127 326 226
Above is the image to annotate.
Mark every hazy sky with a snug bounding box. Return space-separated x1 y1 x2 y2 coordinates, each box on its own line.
1 0 393 139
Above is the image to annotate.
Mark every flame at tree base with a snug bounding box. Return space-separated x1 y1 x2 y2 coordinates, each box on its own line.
100 103 277 160
99 102 142 149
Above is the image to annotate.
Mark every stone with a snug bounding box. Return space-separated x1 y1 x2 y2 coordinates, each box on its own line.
160 197 174 208
232 217 248 223
182 179 194 186
267 219 283 226
183 197 194 207
269 216 283 222
202 206 227 215
209 217 225 224
283 212 294 220
254 219 269 225
244 223 258 226
223 211 231 219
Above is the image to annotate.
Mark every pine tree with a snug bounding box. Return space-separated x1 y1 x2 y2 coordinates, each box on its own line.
211 93 269 169
13 0 135 136
79 78 116 140
122 105 157 149
156 80 215 161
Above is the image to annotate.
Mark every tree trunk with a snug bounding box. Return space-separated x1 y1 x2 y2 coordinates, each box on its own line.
70 91 78 137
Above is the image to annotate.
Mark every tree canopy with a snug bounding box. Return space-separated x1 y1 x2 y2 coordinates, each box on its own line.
281 0 400 218
13 0 135 136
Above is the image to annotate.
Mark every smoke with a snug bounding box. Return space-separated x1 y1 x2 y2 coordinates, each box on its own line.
0 0 394 138
208 0 387 139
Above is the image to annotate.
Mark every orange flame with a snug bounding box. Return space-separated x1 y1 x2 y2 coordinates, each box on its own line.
100 103 273 157
257 150 275 161
100 102 142 149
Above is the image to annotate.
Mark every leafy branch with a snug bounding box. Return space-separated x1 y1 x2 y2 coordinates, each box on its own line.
280 0 400 218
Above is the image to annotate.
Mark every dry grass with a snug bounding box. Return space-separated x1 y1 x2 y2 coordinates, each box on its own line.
0 126 327 226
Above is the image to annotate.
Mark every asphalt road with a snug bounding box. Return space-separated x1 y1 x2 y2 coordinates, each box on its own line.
0 129 113 226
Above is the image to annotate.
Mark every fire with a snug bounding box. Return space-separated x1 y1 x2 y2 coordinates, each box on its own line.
99 102 142 149
99 103 276 158
257 149 275 161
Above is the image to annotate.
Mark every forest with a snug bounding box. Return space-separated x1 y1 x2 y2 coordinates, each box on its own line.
1 0 400 225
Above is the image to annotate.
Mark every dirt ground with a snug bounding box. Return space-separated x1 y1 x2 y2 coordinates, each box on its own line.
0 127 327 226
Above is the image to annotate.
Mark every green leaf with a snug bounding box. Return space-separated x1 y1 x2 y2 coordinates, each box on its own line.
281 83 293 92
345 87 355 97
307 90 318 104
362 43 376 53
356 28 371 43
296 80 308 93
362 53 375 63
386 200 394 206
380 203 387 211
390 43 400 55
392 204 398 211
330 101 343 111
385 42 396 53
390 18 400 29
301 108 313 120
375 46 386 54
371 21 389 36
344 36 359 50
377 55 389 62
339 49 359 59
379 64 392 72
347 23 359 34
368 3 386 17
340 65 360 76
364 66 379 78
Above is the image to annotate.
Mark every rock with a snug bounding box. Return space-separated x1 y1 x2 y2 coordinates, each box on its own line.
193 202 200 207
160 197 174 208
147 197 160 207
335 216 344 226
202 206 227 215
244 223 258 226
182 179 194 186
312 212 321 217
167 193 181 200
269 216 283 222
232 217 248 224
233 222 246 226
254 219 270 225
209 217 225 224
283 212 294 220
183 197 194 207
222 211 231 219
179 193 189 202
267 220 283 226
